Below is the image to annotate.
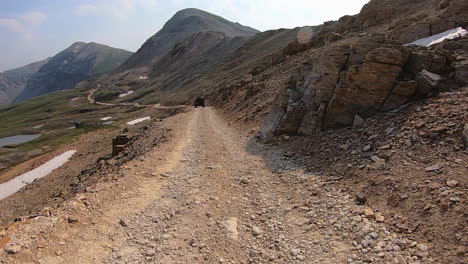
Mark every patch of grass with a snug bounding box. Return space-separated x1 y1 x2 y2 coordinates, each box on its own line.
0 89 89 137
15 124 106 152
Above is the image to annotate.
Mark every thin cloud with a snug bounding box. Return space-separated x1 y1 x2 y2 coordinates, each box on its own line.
74 4 100 16
74 0 159 20
0 18 30 34
21 11 48 25
0 11 47 39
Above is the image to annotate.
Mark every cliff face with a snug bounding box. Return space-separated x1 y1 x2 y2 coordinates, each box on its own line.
234 0 468 140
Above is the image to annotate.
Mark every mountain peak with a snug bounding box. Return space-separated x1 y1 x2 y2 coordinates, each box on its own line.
118 8 259 70
14 42 132 102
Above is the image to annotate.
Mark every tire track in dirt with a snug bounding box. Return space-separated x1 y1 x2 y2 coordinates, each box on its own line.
1 108 428 264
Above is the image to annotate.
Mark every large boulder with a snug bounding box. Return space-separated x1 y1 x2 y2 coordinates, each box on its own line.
324 46 408 127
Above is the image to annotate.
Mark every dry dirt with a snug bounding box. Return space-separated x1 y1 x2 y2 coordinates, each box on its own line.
0 108 438 264
272 88 468 264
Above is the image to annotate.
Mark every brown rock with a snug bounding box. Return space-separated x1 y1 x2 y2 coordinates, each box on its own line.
356 192 367 205
387 194 400 207
365 47 406 65
392 81 417 97
5 244 21 254
67 216 79 223
375 212 385 222
446 180 459 188
381 93 410 111
363 208 375 218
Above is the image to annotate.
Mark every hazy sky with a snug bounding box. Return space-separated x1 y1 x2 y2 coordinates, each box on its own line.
0 0 369 72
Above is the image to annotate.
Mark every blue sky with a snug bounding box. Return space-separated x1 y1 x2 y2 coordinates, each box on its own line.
0 0 369 72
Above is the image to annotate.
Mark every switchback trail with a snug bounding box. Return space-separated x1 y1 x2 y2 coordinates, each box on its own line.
1 108 426 264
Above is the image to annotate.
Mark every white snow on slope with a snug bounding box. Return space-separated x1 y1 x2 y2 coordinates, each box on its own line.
0 150 77 200
118 90 134 98
407 27 468 47
139 76 148 80
100 117 112 121
127 116 151 125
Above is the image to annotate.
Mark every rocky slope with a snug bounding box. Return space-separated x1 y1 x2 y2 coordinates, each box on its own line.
117 8 258 71
0 59 49 105
14 42 132 102
91 10 300 105
200 0 468 141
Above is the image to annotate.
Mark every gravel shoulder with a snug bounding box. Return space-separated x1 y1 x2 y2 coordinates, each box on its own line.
1 108 432 263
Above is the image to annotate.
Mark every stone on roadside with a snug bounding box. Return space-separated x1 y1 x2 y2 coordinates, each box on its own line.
362 145 372 152
425 164 443 172
462 124 468 149
446 180 459 188
240 178 249 185
119 219 128 227
252 226 262 237
355 192 367 205
290 248 301 256
5 244 21 254
363 208 375 219
353 115 365 128
416 243 430 252
67 216 79 223
375 212 385 222
387 194 400 207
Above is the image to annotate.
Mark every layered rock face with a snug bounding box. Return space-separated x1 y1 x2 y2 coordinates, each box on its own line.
258 0 468 140
260 34 468 140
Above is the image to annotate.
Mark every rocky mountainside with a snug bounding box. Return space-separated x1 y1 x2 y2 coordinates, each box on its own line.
117 8 258 71
0 59 49 105
14 42 132 102
208 0 468 141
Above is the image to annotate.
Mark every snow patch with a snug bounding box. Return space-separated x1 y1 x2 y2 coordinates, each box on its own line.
100 117 112 121
0 150 77 200
70 97 81 101
127 116 151 125
139 76 148 80
407 27 468 47
118 90 134 98
103 121 115 125
33 124 44 129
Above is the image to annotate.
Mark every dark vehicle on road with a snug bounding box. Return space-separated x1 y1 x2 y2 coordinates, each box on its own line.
194 96 205 108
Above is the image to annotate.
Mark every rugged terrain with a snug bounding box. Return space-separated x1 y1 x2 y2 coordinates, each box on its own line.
0 0 467 263
118 8 258 71
0 108 448 264
14 42 132 102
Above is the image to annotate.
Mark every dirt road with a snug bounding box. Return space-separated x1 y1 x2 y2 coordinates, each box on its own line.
1 108 427 263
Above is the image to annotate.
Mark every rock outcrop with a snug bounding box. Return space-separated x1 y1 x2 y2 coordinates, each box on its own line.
256 0 468 141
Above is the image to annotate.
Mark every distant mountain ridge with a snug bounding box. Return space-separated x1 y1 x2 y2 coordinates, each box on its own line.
0 59 49 105
117 8 259 71
15 42 133 102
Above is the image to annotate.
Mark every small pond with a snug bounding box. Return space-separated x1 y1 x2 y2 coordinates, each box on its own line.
0 134 41 147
